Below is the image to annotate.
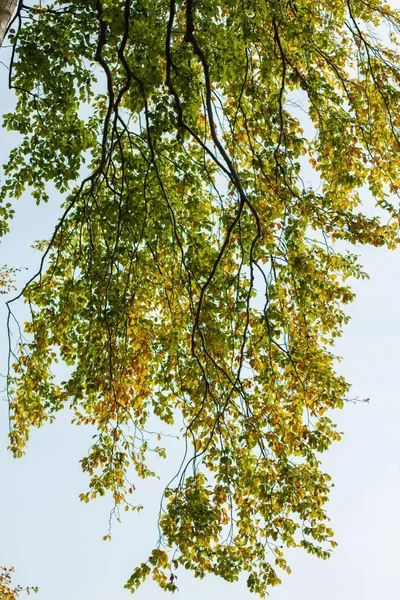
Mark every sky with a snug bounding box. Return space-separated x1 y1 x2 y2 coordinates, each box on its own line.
0 8 400 600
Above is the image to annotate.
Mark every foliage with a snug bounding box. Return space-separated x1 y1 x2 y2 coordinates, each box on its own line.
1 0 400 596
0 266 20 294
0 567 38 599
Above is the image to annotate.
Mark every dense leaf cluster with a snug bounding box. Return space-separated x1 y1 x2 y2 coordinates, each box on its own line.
1 0 400 596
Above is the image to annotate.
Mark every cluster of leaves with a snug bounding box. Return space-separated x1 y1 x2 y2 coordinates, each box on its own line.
1 0 400 596
0 265 24 294
0 266 14 294
0 567 38 599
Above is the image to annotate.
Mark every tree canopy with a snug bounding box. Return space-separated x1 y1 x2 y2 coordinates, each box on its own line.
1 0 400 596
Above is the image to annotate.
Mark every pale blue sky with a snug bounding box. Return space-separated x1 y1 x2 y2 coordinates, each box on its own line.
0 10 400 600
